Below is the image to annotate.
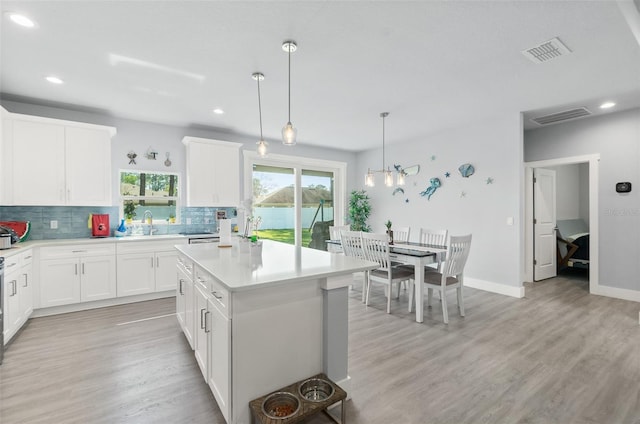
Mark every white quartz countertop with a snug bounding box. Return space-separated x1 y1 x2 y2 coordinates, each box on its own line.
176 239 379 292
0 233 218 258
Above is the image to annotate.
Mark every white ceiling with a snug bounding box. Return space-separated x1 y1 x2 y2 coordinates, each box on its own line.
2 1 640 152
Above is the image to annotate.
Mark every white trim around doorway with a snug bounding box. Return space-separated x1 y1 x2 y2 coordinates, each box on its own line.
523 154 599 296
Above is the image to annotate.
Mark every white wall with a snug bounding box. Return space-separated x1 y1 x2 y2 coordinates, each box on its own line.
525 107 640 292
1 99 359 209
579 162 590 223
355 114 524 293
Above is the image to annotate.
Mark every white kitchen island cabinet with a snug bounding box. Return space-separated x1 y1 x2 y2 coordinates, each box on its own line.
176 240 377 424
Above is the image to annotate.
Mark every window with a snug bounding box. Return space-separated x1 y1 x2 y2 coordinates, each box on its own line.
120 170 179 223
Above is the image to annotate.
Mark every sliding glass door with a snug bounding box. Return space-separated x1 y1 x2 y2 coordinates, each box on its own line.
245 153 346 250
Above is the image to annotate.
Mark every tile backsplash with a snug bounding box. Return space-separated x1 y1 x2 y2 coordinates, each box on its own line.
0 206 237 240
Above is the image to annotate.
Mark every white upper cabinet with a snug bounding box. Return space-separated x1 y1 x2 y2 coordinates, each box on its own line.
182 137 242 207
2 112 115 206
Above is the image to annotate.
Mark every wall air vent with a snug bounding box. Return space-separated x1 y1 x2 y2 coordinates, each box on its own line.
531 107 592 126
522 37 572 63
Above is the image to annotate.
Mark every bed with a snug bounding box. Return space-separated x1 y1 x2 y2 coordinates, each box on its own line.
556 219 590 270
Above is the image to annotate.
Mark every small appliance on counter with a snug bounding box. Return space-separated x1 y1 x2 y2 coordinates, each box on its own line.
90 214 110 237
0 226 19 249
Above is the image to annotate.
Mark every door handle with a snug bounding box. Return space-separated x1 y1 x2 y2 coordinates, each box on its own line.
204 311 211 333
200 308 207 329
75 263 78 275
82 263 85 274
23 273 28 287
11 280 17 296
179 279 184 295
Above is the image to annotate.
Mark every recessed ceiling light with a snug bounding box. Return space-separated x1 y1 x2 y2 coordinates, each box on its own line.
6 12 36 28
45 76 64 84
599 102 616 109
212 108 224 115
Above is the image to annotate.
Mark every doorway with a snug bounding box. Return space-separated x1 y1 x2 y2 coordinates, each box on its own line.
524 154 600 294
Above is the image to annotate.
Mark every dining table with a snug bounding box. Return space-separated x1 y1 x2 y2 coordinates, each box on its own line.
327 240 447 323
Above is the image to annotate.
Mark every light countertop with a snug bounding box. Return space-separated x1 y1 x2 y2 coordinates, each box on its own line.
176 239 378 292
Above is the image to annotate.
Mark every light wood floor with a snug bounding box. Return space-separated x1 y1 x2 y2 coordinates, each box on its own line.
1 275 638 424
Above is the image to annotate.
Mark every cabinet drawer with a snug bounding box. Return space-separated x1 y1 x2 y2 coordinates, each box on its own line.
3 254 21 271
177 254 194 279
194 267 230 318
40 243 116 260
117 238 186 254
20 249 34 266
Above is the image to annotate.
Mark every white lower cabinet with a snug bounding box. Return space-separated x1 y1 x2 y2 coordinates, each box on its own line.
184 265 231 422
39 244 116 307
3 250 34 344
176 256 195 349
117 239 187 297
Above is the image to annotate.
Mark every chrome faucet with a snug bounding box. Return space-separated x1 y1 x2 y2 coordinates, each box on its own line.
143 210 155 235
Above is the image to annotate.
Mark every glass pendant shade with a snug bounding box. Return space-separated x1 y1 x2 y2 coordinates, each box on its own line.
282 122 297 146
256 139 268 157
384 169 394 187
396 171 405 186
365 169 375 187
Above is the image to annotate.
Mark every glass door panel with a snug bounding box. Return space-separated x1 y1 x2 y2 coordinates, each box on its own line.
252 165 295 245
302 169 334 250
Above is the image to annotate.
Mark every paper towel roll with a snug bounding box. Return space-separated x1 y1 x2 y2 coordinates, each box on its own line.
219 219 231 245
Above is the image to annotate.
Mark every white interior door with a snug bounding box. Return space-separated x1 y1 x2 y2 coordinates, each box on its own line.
534 168 557 281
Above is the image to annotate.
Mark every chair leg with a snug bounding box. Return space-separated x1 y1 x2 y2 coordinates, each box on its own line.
427 288 433 307
365 277 372 306
457 286 465 316
396 281 401 299
441 289 449 324
387 284 392 313
361 271 367 303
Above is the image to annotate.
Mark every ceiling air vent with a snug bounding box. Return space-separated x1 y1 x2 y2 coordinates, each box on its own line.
531 107 592 126
522 37 572 63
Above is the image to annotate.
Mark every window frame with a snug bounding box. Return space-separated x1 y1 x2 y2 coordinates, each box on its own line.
119 169 181 224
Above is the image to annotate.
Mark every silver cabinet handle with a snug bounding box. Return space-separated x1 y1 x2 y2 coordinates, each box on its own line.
75 264 78 275
72 250 87 253
82 263 85 274
200 308 207 329
151 257 154 268
23 273 28 287
212 291 223 301
179 279 184 295
7 262 17 268
11 280 17 296
204 311 211 333
156 257 160 267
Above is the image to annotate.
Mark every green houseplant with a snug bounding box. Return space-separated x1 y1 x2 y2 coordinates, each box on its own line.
348 190 372 232
385 219 394 244
124 201 137 223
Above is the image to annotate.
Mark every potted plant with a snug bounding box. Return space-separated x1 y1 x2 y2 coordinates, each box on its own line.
385 219 393 244
123 201 136 224
348 190 372 232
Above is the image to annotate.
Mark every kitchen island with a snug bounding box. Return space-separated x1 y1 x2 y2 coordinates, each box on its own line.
175 239 377 424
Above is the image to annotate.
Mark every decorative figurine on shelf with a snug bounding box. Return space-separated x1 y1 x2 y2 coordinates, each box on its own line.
385 220 394 245
127 151 137 165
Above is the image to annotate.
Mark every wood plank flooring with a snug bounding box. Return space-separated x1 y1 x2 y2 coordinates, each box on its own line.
1 275 638 424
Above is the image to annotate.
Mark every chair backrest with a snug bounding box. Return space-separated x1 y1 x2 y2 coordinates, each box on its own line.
393 226 410 243
341 230 364 259
329 225 351 240
360 232 391 270
419 228 448 247
442 234 472 278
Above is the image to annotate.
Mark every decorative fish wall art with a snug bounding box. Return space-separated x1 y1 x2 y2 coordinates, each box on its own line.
392 188 405 196
420 177 441 200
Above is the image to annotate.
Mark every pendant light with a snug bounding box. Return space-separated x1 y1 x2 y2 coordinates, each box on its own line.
365 112 397 187
281 40 297 146
252 72 268 157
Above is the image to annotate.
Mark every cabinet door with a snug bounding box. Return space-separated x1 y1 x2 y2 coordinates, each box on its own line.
155 250 178 292
194 284 209 379
65 126 112 206
3 270 21 341
18 262 34 321
184 139 241 207
208 299 231 423
12 120 66 205
184 278 195 350
116 253 155 297
81 255 117 302
40 258 81 307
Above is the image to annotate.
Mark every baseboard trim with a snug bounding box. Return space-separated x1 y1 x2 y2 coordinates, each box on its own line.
592 285 640 303
331 375 352 401
465 278 525 298
32 291 175 318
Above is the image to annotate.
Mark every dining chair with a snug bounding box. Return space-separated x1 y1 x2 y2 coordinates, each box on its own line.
361 232 414 314
340 230 368 302
393 226 410 243
328 225 350 253
409 234 472 324
419 228 448 271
